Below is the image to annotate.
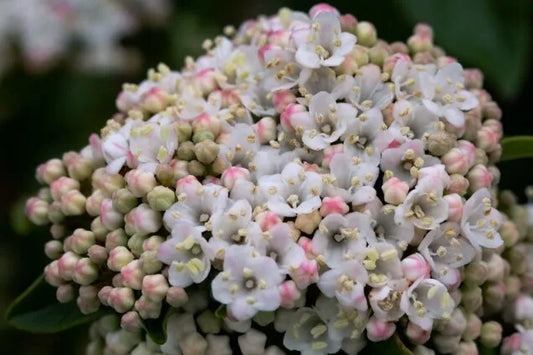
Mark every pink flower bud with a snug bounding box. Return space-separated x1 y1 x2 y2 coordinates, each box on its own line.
108 287 135 313
77 285 100 314
121 260 144 290
63 151 92 181
192 113 221 137
467 164 493 191
464 69 483 89
447 174 469 196
88 245 108 265
406 321 431 344
25 197 49 225
125 169 157 197
441 148 470 175
192 69 218 95
382 177 409 205
105 228 128 251
56 284 75 303
44 260 63 286
142 274 169 302
124 203 162 237
294 211 322 234
141 87 170 113
476 126 501 153
61 190 87 216
221 167 250 189
97 285 113 306
280 103 306 131
444 193 464 221
366 316 396 342
57 251 81 281
73 258 99 285
121 311 142 332
166 286 189 308
100 198 124 230
279 281 301 308
290 259 319 289
255 211 282 232
50 177 80 201
142 235 165 252
309 3 339 18
297 237 314 257
340 14 358 33
135 295 162 319
85 189 105 216
384 53 411 75
254 117 277 144
44 240 63 259
272 90 296 113
319 196 349 217
407 32 433 53
218 89 240 107
71 228 96 254
501 333 522 355
108 246 134 272
401 253 430 282
36 158 66 184
92 168 126 195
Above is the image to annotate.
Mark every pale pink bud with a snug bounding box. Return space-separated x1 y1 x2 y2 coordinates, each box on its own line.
442 148 470 175
45 240 63 259
272 90 296 113
166 286 188 308
294 211 321 234
91 168 125 195
383 53 411 75
297 237 314 257
254 117 277 144
366 316 396 342
97 285 113 306
280 103 306 131
73 258 99 285
121 311 142 332
218 89 240 107
57 251 81 281
108 246 134 272
477 126 501 153
192 113 221 137
447 174 469 196
464 69 483 89
457 141 477 167
309 3 339 18
319 196 349 216
401 253 431 282
290 259 319 289
36 158 66 184
321 146 344 170
501 333 522 355
88 245 108 265
483 101 502 120
125 169 157 197
124 203 162 237
61 190 87 216
135 295 162 319
407 32 433 53
44 260 63 286
142 274 169 302
50 177 80 201
141 87 170 113
279 281 301 308
142 235 165 252
77 285 100 314
121 260 144 290
221 167 250 189
192 68 218 95
25 197 49 225
105 228 128 250
356 21 377 47
255 211 282 232
50 224 65 239
382 177 409 205
85 189 105 216
406 321 431 344
63 151 92 181
100 198 124 230
463 313 482 341
340 14 358 33
108 287 135 313
71 228 96 255
56 283 75 303
467 164 493 191
444 193 464 221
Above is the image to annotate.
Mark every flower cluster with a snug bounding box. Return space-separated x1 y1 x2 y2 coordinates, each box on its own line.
0 0 171 77
24 3 525 354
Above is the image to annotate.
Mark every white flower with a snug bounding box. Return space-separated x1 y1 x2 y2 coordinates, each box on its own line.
312 212 371 268
363 242 405 288
461 188 503 250
290 91 355 150
391 100 440 140
317 260 368 311
259 162 322 217
158 223 212 287
367 200 415 252
211 245 283 321
400 278 454 331
101 121 132 174
294 12 356 69
219 123 260 168
395 182 448 230
341 107 386 165
421 62 478 127
348 64 392 111
391 59 434 100
369 286 406 321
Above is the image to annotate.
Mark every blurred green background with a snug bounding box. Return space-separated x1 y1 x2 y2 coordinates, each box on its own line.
0 0 531 353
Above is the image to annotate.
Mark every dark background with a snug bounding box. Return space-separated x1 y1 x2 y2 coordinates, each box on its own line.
0 1 531 353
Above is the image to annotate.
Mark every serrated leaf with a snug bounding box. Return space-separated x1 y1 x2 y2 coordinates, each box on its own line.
5 275 105 332
360 334 413 355
500 136 533 161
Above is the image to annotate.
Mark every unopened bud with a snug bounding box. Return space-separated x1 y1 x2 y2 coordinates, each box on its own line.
124 204 162 236
45 240 63 259
294 210 321 234
121 260 144 290
105 228 127 251
483 101 502 120
407 32 433 53
444 193 463 221
197 310 221 334
139 250 163 274
99 198 124 230
426 131 456 156
180 332 208 355
141 274 169 302
447 174 469 196
141 87 170 113
177 141 196 161
36 159 66 184
477 126 500 153
433 334 461 354
57 251 81 281
125 169 157 197
279 280 301 309
504 243 528 275
112 188 138 214
73 258 99 285
340 13 358 33
436 308 466 336
272 90 297 113
176 121 193 142
461 286 483 313
401 253 430 282
166 286 188 308
319 196 349 216
221 167 250 189
121 311 142 332
194 140 220 164
61 190 86 216
86 190 105 216
44 260 63 286
56 283 75 303
108 287 135 313
147 186 175 211
382 177 409 205
467 164 492 192
87 245 108 265
108 246 134 272
406 322 431 344
442 148 470 175
462 313 482 341
486 253 505 283
504 275 521 299
480 321 502 348
254 117 277 144
135 295 162 319
356 21 377 47
63 152 92 181
366 316 395 342
50 177 80 201
25 197 50 225
71 228 96 255
90 217 108 241
483 282 505 313
464 261 489 286
238 329 267 355
413 51 435 64
464 69 483 89
187 160 207 177
192 129 215 144
77 285 100 314
368 42 388 67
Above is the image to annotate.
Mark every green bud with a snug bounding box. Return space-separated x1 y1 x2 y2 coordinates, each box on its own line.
128 234 147 257
460 286 483 313
147 186 176 211
462 313 481 341
194 140 220 164
504 275 521 298
355 21 377 47
196 310 221 334
500 220 520 247
504 243 527 275
209 157 227 176
91 217 108 242
482 282 505 314
480 321 502 348
112 188 138 214
188 160 206 177
368 43 389 66
177 141 196 161
192 130 215 144
139 250 163 274
464 261 489 286
177 122 193 142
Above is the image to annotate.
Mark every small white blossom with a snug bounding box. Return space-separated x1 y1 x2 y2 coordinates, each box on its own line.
317 260 368 311
461 188 503 250
348 64 392 111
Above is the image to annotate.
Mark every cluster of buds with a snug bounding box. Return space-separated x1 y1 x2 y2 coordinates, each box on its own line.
24 3 526 354
0 0 171 78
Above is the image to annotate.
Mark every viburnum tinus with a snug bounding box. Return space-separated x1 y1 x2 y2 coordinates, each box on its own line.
18 3 533 355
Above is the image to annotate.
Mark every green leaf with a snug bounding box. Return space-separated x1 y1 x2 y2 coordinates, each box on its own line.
500 136 533 161
5 275 105 333
360 334 413 355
